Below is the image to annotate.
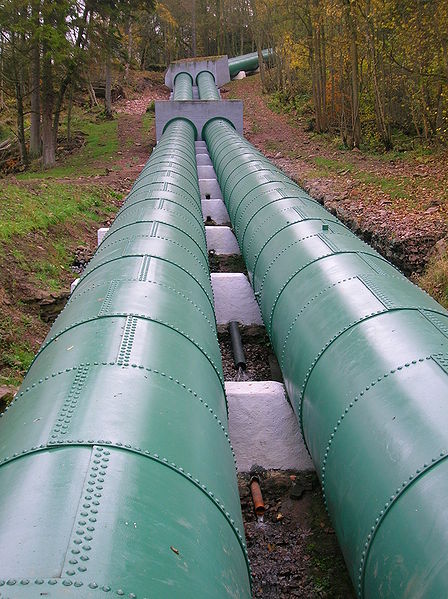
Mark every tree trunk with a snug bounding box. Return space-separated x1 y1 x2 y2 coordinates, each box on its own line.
105 17 112 118
125 19 133 79
343 0 361 148
67 84 73 143
0 31 5 111
105 52 112 118
192 0 197 58
30 11 41 158
15 79 28 167
365 2 391 150
87 76 98 107
41 46 55 168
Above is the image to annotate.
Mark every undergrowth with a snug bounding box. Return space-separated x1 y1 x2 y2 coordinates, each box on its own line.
0 183 118 242
17 110 118 179
419 253 448 309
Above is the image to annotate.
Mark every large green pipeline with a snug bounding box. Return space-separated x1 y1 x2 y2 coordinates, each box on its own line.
0 118 251 598
197 71 220 100
228 49 271 77
173 71 193 100
204 117 448 599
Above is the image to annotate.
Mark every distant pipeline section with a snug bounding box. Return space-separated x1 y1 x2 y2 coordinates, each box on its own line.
0 118 251 598
203 116 448 599
228 49 272 77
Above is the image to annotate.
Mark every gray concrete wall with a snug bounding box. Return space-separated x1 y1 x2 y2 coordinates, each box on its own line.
155 100 243 141
165 56 230 90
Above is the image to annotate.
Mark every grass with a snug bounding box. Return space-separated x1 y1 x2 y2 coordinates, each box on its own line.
419 253 448 309
0 182 117 243
309 156 413 202
17 114 118 180
0 311 35 387
142 112 154 135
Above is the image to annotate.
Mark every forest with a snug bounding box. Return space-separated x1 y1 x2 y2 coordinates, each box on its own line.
0 0 447 172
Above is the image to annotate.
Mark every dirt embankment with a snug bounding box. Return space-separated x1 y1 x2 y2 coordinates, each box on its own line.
223 76 448 278
0 73 169 393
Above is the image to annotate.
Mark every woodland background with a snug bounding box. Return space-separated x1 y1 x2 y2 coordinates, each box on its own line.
1 0 448 171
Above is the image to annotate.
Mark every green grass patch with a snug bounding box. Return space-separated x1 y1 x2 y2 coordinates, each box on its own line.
18 115 118 180
313 156 355 173
0 182 117 242
142 112 154 135
310 155 412 201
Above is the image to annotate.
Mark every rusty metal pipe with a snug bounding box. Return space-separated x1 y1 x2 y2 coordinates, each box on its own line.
250 477 265 517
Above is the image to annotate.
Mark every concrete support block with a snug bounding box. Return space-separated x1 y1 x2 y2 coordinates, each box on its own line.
226 381 314 472
199 179 222 200
97 227 109 246
233 71 246 80
206 226 240 255
155 100 243 141
196 154 212 166
211 273 262 325
165 56 230 89
197 165 216 178
70 278 80 294
201 199 230 224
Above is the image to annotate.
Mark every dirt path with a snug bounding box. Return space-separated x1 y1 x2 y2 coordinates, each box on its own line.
57 83 170 195
223 76 448 276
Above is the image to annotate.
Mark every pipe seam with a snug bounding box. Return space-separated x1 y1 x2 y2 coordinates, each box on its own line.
32 314 225 388
297 308 448 438
130 180 200 207
117 196 204 227
68 279 217 335
237 192 330 242
252 225 350 290
320 356 435 506
94 233 208 273
267 250 402 332
0 444 248 561
75 254 214 310
3 362 231 434
358 445 448 597
279 274 404 368
101 219 208 262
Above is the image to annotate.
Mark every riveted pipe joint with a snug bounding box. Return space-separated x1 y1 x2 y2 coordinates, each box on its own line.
204 116 448 599
0 118 251 598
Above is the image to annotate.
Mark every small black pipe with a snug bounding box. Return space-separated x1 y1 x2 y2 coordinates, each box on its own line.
229 321 246 370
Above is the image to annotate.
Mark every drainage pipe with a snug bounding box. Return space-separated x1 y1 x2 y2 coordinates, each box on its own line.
229 321 246 371
0 118 251 598
204 116 448 599
173 71 193 100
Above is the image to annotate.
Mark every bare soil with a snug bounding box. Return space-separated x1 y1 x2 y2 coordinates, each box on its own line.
239 470 355 599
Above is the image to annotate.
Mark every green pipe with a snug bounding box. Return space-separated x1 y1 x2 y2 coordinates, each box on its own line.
228 49 271 77
197 71 220 100
0 118 251 598
173 71 193 100
204 117 448 599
